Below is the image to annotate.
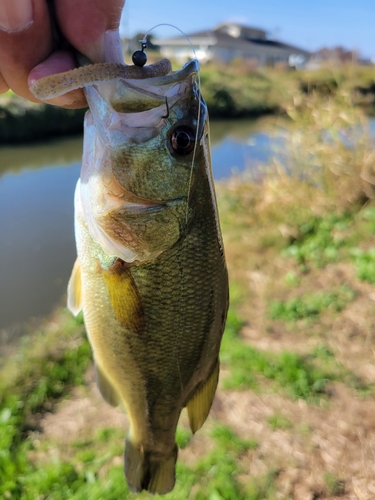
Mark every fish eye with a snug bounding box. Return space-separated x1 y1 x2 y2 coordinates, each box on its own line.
170 126 196 155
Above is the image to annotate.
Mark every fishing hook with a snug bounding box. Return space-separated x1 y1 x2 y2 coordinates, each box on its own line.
162 97 170 119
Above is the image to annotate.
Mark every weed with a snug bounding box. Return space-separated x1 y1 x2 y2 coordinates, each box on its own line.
269 286 355 321
267 413 293 431
351 247 375 283
246 469 280 500
0 313 92 499
96 427 119 442
176 427 191 449
284 271 300 286
324 472 345 496
222 307 333 400
312 344 335 360
193 426 258 500
211 423 259 452
283 213 353 269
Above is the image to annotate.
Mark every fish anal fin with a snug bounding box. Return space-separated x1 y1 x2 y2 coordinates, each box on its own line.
125 438 177 494
95 363 121 407
67 258 82 316
187 358 220 434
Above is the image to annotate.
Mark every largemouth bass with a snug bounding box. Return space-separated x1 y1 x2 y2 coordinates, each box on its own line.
31 58 228 494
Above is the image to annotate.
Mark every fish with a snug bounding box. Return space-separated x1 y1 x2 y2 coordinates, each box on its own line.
31 57 229 494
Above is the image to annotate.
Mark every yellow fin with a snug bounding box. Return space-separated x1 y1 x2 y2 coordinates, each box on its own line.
125 438 177 494
102 260 144 332
187 359 220 434
95 363 120 407
67 258 82 316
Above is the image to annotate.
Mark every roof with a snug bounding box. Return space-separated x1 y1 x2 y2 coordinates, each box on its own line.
154 23 310 56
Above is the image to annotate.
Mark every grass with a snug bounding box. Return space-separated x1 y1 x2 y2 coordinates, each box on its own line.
220 305 360 401
267 413 293 431
323 473 345 496
283 212 354 269
351 247 375 283
0 311 92 499
269 286 356 321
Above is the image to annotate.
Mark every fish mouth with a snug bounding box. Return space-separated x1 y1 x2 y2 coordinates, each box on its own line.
119 196 184 216
105 181 180 216
120 201 167 216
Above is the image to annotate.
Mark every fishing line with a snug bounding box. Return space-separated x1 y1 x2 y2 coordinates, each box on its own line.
141 24 203 394
140 24 202 225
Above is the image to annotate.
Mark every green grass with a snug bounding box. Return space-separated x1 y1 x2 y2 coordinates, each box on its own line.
221 303 370 400
210 423 259 453
245 470 281 500
0 312 92 499
324 472 345 496
269 286 356 321
351 247 375 283
176 427 192 449
222 307 332 400
283 212 354 269
189 424 259 500
267 413 293 431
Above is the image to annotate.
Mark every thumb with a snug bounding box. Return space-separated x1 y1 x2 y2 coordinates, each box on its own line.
55 0 125 63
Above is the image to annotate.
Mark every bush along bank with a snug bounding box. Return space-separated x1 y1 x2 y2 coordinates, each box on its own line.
0 94 86 144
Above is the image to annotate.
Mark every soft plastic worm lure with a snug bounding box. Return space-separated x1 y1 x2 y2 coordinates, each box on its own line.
30 59 172 100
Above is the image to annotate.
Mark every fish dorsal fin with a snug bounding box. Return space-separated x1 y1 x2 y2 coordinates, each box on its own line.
67 258 83 316
95 363 121 407
186 358 220 434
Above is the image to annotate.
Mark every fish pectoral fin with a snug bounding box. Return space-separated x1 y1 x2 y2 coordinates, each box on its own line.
186 358 220 434
67 258 83 316
102 261 144 332
125 438 177 494
95 363 121 407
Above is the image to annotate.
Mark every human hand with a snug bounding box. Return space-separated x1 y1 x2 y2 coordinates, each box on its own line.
0 0 125 108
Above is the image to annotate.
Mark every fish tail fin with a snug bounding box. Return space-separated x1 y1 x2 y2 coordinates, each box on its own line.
125 437 178 494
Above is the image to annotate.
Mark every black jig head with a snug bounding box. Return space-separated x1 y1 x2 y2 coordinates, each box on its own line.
132 41 147 67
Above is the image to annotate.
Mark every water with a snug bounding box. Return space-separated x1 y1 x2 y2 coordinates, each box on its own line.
0 119 276 341
0 138 82 340
209 118 282 178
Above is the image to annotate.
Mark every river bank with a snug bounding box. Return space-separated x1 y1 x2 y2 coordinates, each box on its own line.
0 92 86 144
1 62 374 144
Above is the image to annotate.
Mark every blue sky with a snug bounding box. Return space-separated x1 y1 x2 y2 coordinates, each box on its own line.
120 0 375 60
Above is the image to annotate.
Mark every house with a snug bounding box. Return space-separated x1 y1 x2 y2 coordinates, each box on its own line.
306 47 372 69
154 22 310 68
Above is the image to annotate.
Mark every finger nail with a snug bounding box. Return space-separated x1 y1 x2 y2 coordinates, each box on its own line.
103 30 124 64
0 0 33 33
